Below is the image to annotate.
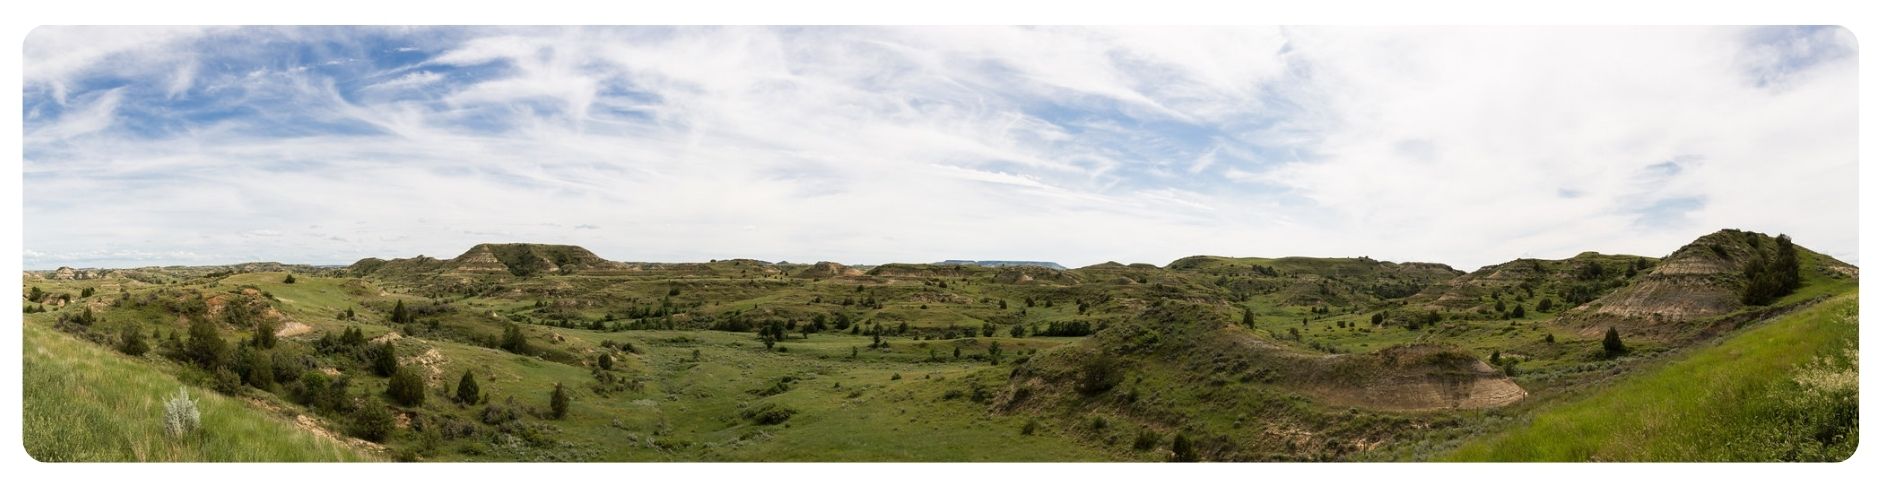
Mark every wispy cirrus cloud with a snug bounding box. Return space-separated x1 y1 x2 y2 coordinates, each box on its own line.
22 26 1858 270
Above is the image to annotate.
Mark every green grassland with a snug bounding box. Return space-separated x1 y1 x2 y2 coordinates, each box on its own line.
1444 293 1858 461
19 230 1858 461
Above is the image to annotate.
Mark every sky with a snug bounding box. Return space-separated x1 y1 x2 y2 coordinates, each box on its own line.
21 26 1858 271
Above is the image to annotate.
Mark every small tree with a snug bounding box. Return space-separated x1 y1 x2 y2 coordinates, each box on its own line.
1536 298 1554 313
987 341 1002 365
283 274 297 284
390 300 411 324
1602 327 1627 356
1545 333 1556 344
252 323 276 349
597 353 614 370
185 319 231 370
1242 307 1256 328
456 370 481 405
1509 305 1526 319
500 325 531 355
1171 434 1199 462
373 341 399 377
549 383 571 419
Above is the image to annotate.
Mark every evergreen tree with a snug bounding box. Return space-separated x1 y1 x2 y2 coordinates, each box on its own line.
1170 434 1199 462
390 300 411 324
500 325 531 354
1509 305 1526 319
456 369 481 405
549 383 571 419
283 274 297 284
252 322 276 349
1242 307 1256 328
597 353 614 370
1602 327 1627 356
373 341 399 377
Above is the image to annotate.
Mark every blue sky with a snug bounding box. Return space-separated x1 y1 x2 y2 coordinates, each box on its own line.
22 26 1858 270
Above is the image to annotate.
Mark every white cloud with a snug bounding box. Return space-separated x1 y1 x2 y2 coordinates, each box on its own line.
21 27 1858 271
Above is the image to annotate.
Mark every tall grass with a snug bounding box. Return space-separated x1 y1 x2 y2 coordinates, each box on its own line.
1444 293 1858 461
23 320 372 462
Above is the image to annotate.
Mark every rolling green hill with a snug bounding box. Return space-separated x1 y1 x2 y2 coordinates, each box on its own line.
20 228 1856 462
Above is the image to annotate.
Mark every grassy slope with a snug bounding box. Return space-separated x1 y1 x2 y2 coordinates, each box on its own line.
1443 292 1858 461
22 316 370 462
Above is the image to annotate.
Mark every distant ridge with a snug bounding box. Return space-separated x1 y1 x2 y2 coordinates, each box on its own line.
936 260 1068 270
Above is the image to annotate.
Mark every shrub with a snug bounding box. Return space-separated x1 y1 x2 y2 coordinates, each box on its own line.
1076 352 1124 396
480 401 521 425
211 367 244 395
162 388 201 438
741 402 795 425
387 366 427 406
1020 419 1040 435
118 327 149 356
349 403 397 443
1133 429 1163 451
597 353 614 371
283 274 296 284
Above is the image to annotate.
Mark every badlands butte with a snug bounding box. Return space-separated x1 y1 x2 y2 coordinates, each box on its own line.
21 229 1859 461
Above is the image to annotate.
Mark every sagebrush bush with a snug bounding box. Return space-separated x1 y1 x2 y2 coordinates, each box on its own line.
162 388 201 438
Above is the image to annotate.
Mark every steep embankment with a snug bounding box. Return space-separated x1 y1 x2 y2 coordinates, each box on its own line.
1446 293 1858 461
1558 229 1855 339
